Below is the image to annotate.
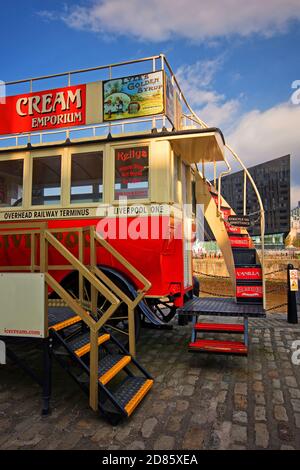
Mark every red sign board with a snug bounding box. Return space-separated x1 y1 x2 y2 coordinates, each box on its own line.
0 84 87 135
235 267 262 281
236 285 263 298
229 236 250 248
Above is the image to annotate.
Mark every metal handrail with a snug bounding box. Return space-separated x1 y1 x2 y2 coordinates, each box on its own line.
4 55 162 87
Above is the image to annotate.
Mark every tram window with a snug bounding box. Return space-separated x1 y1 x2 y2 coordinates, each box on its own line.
31 155 61 205
114 146 149 200
71 152 103 203
0 159 23 207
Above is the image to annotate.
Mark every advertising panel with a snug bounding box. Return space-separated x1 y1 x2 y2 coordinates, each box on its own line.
103 72 164 121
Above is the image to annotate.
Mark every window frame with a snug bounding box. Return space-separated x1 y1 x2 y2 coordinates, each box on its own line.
111 141 151 204
0 153 27 210
69 148 105 206
29 149 64 209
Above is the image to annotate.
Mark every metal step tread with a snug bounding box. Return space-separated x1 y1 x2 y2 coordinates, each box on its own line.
98 354 131 385
50 315 82 332
112 376 153 416
48 307 77 327
189 339 248 355
194 322 244 333
67 331 110 357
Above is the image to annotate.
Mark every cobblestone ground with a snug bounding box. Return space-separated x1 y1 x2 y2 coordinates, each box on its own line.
1 314 300 450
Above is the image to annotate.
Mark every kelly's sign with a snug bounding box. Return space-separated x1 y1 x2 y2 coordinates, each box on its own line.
0 82 103 136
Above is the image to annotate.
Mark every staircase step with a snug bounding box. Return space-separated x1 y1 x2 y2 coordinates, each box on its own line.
233 248 257 266
98 355 131 385
229 236 251 249
194 322 244 333
67 331 110 357
50 315 82 332
189 339 248 355
236 283 263 301
235 266 262 281
112 377 154 417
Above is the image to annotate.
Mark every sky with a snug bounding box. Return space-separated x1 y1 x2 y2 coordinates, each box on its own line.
0 0 300 207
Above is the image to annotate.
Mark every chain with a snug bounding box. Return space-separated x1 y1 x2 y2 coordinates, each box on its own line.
201 290 233 298
266 302 288 311
194 271 230 279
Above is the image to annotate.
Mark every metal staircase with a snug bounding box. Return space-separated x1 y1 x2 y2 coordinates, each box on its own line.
49 307 153 424
0 223 153 421
184 174 265 356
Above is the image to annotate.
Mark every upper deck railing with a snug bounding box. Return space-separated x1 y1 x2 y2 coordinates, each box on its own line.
0 54 199 148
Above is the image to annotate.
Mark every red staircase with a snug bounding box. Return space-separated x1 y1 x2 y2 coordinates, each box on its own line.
189 318 248 356
209 187 264 306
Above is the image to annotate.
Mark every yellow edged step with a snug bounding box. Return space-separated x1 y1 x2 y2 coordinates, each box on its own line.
75 334 110 357
125 379 154 416
99 356 131 385
51 315 82 332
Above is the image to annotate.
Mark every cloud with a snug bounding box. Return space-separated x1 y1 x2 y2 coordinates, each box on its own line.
226 102 300 207
176 58 241 129
44 0 300 41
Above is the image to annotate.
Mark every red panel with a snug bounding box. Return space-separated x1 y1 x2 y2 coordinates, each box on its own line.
224 222 241 234
229 236 250 248
235 267 262 281
194 323 244 332
236 285 263 298
0 84 86 135
0 216 187 301
189 339 247 354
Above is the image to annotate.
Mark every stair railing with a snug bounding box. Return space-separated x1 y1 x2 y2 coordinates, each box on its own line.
87 226 152 358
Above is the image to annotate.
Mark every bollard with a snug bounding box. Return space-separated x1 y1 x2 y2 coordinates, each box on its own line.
287 264 298 324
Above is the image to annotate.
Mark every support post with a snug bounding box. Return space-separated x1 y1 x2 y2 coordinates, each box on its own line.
89 329 99 411
128 307 136 357
287 264 298 324
42 337 52 416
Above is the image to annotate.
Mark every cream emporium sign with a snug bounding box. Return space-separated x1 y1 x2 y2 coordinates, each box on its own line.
0 82 103 136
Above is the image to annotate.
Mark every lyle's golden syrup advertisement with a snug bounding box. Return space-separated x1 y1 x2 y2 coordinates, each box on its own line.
103 71 164 121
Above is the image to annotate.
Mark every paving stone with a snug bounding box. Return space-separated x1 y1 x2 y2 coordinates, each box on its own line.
277 422 294 442
153 435 175 450
291 399 300 412
255 406 266 422
255 423 269 449
273 390 284 404
289 388 300 399
274 405 288 422
233 411 247 424
127 440 145 450
234 394 247 411
285 376 298 388
234 383 247 395
231 424 247 444
141 417 158 439
253 381 264 393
